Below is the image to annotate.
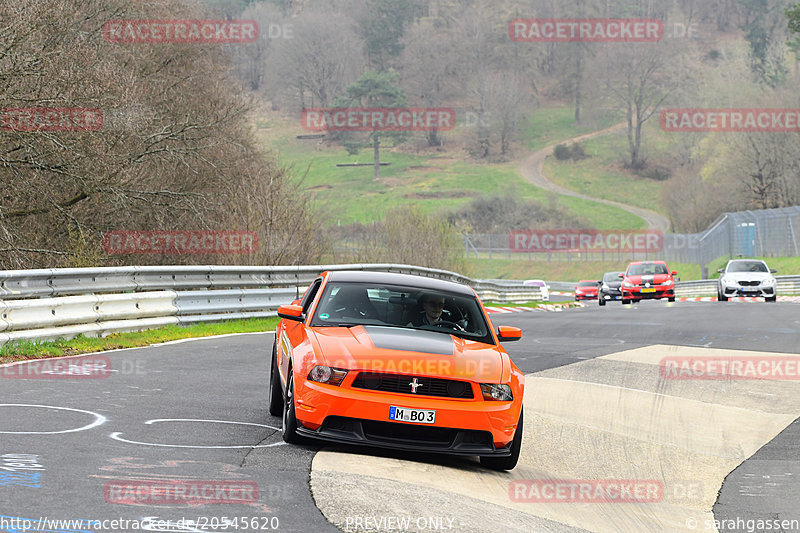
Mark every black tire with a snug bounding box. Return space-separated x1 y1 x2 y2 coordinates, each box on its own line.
718 291 728 302
599 298 606 306
281 367 301 444
481 407 523 471
622 299 631 305
268 342 284 417
766 295 777 302
668 297 676 302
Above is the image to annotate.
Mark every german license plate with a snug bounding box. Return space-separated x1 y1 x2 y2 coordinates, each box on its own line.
641 288 656 293
389 406 436 424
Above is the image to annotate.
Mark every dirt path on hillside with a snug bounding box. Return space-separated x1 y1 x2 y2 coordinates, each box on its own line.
518 123 671 233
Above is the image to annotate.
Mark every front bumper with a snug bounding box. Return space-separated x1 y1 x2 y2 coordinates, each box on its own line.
294 380 521 451
575 293 598 301
622 287 674 300
600 289 622 300
720 284 775 298
296 416 511 456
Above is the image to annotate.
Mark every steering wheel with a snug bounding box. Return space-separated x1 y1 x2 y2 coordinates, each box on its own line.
431 320 466 332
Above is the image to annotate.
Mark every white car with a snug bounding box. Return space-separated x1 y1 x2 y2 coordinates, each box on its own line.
717 259 777 302
523 279 549 301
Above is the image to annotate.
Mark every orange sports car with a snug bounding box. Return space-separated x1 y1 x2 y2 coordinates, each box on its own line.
269 271 525 470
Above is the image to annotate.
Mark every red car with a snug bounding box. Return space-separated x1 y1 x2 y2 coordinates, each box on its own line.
620 261 677 304
270 270 525 470
574 280 600 301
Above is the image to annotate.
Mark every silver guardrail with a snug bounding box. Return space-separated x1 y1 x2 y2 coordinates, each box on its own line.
2 265 798 345
0 264 543 345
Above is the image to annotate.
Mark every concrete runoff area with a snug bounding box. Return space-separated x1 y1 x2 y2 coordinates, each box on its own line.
311 345 800 533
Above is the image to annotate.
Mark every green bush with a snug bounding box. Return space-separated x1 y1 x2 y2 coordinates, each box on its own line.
554 143 588 161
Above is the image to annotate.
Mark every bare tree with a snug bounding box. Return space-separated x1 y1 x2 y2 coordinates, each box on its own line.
233 2 285 91
0 0 326 268
486 70 537 155
270 5 366 109
399 18 459 146
600 41 685 169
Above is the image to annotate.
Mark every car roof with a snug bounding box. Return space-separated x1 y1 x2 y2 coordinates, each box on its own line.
323 270 475 296
727 259 766 264
627 261 667 266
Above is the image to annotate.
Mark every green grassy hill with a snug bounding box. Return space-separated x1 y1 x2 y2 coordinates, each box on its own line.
256 107 645 230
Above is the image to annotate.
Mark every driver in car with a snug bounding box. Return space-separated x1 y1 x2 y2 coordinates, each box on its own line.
409 293 446 327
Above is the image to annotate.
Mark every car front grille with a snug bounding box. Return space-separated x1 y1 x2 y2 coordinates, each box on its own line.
739 280 760 286
351 372 474 399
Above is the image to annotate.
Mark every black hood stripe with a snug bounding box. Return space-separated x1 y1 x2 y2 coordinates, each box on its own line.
363 326 455 356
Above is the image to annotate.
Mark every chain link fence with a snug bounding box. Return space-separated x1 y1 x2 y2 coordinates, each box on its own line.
464 206 800 273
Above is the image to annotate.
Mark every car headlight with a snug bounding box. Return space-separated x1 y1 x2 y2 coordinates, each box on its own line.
660 279 673 286
480 383 513 401
308 366 348 386
623 281 634 288
762 278 775 286
723 276 738 286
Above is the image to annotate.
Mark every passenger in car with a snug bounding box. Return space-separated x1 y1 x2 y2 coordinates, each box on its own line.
408 293 446 327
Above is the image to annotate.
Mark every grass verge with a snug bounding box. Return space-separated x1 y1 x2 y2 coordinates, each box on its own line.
0 317 279 364
484 301 581 309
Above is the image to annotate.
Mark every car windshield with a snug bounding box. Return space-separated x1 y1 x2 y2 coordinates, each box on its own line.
728 261 768 273
627 263 668 276
310 282 493 344
603 272 622 282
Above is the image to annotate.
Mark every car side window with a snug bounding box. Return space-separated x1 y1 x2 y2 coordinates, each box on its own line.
300 278 323 314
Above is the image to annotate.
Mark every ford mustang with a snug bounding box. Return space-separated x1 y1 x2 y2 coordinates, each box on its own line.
269 271 525 470
620 261 676 304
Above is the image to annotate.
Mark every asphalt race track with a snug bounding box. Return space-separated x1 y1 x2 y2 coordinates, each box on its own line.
1 300 798 533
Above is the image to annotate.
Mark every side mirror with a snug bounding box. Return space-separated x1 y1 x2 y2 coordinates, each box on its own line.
278 304 305 322
671 271 677 276
618 273 624 279
770 269 777 274
291 299 302 305
717 268 724 274
497 326 522 342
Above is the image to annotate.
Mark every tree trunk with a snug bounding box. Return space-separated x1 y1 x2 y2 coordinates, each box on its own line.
427 128 441 147
574 46 583 124
373 136 381 180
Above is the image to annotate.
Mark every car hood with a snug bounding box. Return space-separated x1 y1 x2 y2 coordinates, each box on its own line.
723 272 774 281
625 274 671 284
308 325 505 382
